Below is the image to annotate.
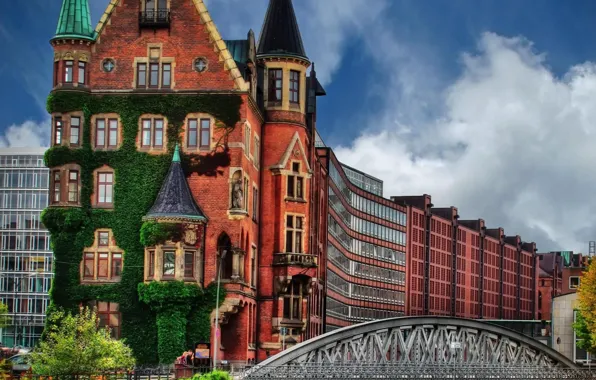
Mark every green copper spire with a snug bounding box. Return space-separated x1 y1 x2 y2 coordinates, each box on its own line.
172 144 181 163
52 0 96 42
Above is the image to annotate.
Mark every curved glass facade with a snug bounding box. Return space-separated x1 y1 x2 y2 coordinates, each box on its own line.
329 164 406 226
325 159 407 331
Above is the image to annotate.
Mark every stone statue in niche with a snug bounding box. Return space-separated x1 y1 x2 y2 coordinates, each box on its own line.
232 179 244 209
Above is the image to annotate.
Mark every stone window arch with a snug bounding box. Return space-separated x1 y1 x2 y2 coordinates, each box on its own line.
81 229 123 283
49 163 81 207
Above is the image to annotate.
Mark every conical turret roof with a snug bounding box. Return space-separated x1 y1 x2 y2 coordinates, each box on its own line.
52 0 96 42
257 0 307 60
144 145 206 222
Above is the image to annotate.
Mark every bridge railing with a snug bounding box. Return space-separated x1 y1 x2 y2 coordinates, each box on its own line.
242 363 596 379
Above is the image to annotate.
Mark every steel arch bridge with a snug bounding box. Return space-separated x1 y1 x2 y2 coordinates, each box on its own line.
245 316 590 379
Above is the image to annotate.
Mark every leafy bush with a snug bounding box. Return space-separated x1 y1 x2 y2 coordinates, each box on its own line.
31 307 135 375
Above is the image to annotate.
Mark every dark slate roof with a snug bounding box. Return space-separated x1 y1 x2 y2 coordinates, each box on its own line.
53 0 96 42
257 0 307 60
144 145 206 222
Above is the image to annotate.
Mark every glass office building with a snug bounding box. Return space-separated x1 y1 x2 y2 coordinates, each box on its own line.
0 148 51 348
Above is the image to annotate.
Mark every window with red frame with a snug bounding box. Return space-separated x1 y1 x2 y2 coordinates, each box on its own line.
141 118 164 148
149 250 155 277
187 119 198 147
54 117 63 145
88 301 121 339
64 61 74 83
78 62 86 85
68 170 78 203
200 119 210 148
268 69 282 102
52 170 61 203
70 117 80 146
163 251 175 277
290 70 299 103
184 251 194 277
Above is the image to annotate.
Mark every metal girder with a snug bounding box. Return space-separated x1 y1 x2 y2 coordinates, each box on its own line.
243 363 594 379
246 316 577 377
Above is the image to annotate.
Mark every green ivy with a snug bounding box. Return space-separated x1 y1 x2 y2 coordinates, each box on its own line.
139 222 183 247
43 90 241 364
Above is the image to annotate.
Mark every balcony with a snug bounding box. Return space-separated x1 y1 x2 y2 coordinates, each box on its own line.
139 10 170 28
273 253 317 268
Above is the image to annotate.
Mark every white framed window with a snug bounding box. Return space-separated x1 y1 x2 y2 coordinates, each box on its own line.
570 276 580 289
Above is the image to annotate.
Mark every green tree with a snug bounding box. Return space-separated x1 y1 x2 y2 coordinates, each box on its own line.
31 307 135 375
0 302 10 328
575 259 596 353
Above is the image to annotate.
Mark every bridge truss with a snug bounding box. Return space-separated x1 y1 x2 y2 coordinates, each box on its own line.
245 317 593 379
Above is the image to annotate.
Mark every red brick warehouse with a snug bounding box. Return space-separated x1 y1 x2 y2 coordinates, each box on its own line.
46 0 542 366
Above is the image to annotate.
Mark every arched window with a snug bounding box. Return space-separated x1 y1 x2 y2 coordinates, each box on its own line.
218 233 234 279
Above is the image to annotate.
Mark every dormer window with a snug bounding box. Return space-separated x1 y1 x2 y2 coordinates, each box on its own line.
140 0 170 27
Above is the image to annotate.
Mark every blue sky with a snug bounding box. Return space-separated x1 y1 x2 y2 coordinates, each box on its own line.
3 0 596 252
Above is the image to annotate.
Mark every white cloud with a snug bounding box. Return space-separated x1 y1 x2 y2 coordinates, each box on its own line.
206 0 388 86
335 32 596 252
0 119 50 148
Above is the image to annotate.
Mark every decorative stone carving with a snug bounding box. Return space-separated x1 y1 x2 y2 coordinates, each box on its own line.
232 178 244 209
63 52 74 60
183 227 197 246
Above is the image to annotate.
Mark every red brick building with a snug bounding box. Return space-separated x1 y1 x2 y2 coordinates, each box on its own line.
47 0 543 365
538 251 590 321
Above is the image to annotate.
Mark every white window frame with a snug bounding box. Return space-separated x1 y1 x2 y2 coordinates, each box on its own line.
569 276 580 289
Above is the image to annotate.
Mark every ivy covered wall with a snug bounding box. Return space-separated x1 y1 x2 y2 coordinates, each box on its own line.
42 91 241 364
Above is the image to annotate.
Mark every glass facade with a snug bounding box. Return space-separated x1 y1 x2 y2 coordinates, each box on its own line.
326 159 406 330
340 164 383 197
0 149 51 348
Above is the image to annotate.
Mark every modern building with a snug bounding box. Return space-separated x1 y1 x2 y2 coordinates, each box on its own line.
551 292 594 365
316 139 538 331
316 147 407 331
47 0 542 365
0 148 52 348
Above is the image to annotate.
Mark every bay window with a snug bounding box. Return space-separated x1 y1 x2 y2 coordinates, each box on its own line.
81 230 123 283
283 280 303 320
163 251 175 277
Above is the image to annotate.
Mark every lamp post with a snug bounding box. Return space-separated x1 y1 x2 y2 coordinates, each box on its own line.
213 249 227 370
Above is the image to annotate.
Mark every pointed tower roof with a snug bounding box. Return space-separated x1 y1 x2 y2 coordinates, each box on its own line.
52 0 96 42
257 0 307 60
144 145 207 223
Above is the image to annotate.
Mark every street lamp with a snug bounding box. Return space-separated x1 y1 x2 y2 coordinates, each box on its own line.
213 249 227 370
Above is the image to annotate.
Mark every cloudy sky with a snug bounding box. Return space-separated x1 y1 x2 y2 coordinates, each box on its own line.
2 0 596 252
